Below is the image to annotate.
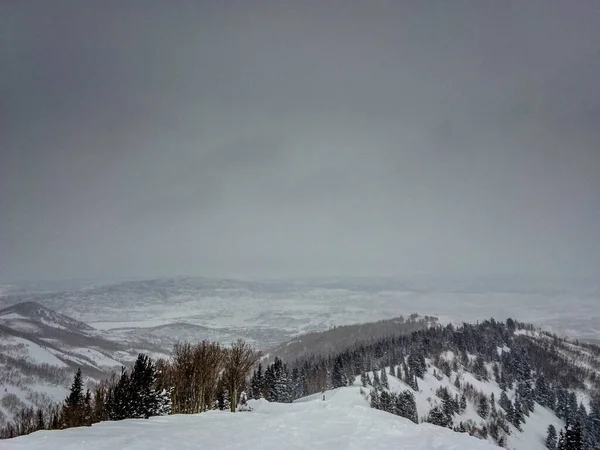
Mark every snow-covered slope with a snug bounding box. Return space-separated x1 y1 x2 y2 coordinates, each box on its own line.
0 303 170 425
365 362 564 450
0 302 94 333
3 385 498 450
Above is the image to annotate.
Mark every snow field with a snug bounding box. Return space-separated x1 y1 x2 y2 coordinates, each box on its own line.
3 385 499 450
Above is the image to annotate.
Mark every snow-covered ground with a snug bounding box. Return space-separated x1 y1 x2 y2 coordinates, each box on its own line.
0 335 69 367
3 386 498 450
367 359 565 450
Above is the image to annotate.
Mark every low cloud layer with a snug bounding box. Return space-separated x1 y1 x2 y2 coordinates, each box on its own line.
1 1 599 281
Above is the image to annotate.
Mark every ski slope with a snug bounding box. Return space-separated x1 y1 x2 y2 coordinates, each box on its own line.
3 386 498 449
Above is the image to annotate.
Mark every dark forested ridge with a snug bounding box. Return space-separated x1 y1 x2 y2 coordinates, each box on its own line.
264 314 437 363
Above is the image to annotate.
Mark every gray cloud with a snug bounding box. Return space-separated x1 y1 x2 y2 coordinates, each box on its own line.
1 0 599 281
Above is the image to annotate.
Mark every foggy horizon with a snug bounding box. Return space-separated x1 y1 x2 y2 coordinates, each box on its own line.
2 1 600 283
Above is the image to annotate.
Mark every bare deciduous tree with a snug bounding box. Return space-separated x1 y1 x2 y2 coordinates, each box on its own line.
222 340 261 412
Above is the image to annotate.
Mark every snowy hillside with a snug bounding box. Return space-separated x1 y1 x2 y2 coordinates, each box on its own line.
0 302 94 333
365 361 564 450
0 302 169 425
255 320 600 450
2 385 498 450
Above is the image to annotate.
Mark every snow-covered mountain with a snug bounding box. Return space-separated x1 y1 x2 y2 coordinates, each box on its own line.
0 302 168 425
2 385 498 450
258 321 600 450
0 302 94 333
1 277 599 448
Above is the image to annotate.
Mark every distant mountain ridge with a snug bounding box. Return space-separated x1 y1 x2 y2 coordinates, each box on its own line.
0 302 94 332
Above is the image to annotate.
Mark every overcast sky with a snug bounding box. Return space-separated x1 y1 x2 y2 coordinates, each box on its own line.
1 1 599 282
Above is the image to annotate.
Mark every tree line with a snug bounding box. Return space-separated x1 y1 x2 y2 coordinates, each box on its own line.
0 339 260 439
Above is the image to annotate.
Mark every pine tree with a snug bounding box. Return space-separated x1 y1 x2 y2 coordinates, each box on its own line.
536 375 553 409
586 396 600 450
478 395 490 419
331 357 347 389
274 365 291 403
562 421 583 450
360 371 368 387
499 390 511 412
427 406 451 428
380 367 389 389
251 364 264 399
513 398 524 430
370 389 380 409
35 409 45 431
83 390 93 426
62 368 85 427
557 430 566 450
556 388 569 420
398 391 418 424
460 394 467 413
546 424 558 450
379 390 392 413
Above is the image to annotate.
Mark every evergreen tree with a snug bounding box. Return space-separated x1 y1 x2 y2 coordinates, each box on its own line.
546 424 558 450
250 364 264 399
331 357 347 389
62 368 85 427
380 367 389 389
372 369 380 388
427 406 452 428
478 395 490 419
556 388 569 420
562 421 583 450
513 398 525 429
274 366 291 403
370 389 380 409
454 377 461 390
499 391 511 412
108 367 133 420
586 396 600 450
397 391 418 424
361 371 368 388
35 409 45 431
459 394 467 413
83 390 93 426
558 430 566 450
536 375 553 408
473 356 488 380
379 390 392 413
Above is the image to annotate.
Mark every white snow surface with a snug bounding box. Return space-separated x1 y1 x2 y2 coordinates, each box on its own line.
3 386 498 450
0 336 69 367
369 360 565 450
